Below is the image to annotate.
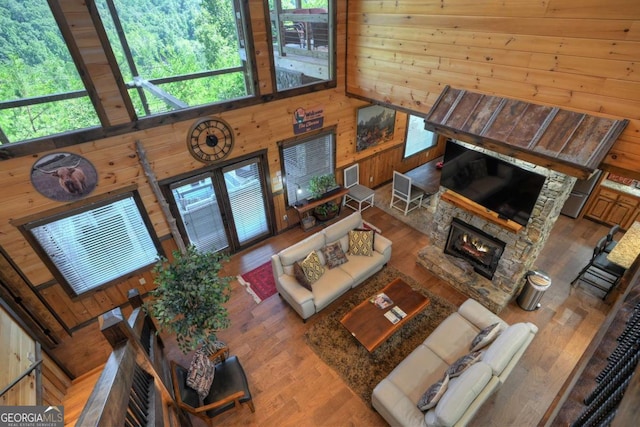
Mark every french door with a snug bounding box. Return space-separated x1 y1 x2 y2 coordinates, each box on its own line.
168 155 272 253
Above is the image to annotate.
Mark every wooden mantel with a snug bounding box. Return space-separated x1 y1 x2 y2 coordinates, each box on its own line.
425 86 629 180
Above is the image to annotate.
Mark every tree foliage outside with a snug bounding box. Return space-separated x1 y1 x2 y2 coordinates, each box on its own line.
0 0 252 144
145 246 233 354
0 0 100 143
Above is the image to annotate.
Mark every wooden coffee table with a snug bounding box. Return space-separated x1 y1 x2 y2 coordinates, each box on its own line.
340 278 430 352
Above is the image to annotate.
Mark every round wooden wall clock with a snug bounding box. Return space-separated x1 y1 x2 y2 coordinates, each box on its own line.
187 117 234 163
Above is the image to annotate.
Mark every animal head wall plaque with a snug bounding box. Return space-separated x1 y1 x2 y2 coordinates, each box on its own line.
31 152 98 202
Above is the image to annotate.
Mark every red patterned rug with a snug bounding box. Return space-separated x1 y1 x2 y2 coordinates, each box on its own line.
237 261 277 303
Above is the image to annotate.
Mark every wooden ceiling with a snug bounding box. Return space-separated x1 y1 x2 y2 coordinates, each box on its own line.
424 86 629 180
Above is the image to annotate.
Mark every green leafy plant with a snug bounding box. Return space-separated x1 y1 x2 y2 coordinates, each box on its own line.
144 245 233 354
314 201 339 217
308 173 337 199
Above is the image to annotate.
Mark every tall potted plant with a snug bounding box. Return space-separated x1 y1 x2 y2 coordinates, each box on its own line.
144 245 233 354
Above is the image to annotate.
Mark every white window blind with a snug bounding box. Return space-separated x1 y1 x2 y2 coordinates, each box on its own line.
29 195 159 296
282 132 335 205
224 161 269 245
171 176 229 253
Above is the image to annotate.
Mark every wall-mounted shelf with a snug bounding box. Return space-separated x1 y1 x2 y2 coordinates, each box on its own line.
440 190 523 233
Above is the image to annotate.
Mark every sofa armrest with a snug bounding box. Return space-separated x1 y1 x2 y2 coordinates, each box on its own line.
271 254 284 278
374 233 393 263
372 379 426 427
457 298 508 330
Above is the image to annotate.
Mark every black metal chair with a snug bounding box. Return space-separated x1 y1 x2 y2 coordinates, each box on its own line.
171 347 254 426
571 236 626 299
604 224 621 253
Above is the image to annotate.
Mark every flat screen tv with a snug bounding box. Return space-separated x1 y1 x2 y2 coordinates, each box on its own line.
439 140 546 226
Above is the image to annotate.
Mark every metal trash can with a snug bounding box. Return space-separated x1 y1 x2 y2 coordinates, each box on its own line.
517 270 551 311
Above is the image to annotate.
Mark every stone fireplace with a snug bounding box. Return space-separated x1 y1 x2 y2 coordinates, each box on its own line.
444 218 506 280
417 145 577 313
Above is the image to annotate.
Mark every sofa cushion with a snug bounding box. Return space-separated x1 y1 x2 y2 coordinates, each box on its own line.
322 241 348 269
387 344 449 403
432 362 493 427
323 211 362 242
417 374 449 411
482 322 530 376
278 233 326 268
349 229 374 256
340 251 386 286
445 350 482 378
311 267 354 311
295 251 325 290
423 313 480 365
457 298 508 331
470 322 501 352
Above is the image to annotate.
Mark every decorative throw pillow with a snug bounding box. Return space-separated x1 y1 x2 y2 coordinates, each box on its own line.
348 228 374 256
470 322 501 352
445 351 483 378
186 347 216 401
417 374 449 411
294 251 325 290
293 263 312 290
322 241 349 269
207 340 229 364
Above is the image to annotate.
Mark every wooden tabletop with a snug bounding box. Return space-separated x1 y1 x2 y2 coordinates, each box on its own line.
340 278 430 352
607 221 640 269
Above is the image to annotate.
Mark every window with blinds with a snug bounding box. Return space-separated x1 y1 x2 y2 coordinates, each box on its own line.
224 161 269 245
26 192 161 296
281 131 335 206
171 175 229 253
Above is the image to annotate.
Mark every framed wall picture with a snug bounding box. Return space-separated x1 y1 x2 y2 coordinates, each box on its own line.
356 105 396 152
31 152 98 202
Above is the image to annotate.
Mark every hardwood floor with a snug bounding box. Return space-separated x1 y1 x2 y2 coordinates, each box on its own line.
65 162 615 426
168 200 613 426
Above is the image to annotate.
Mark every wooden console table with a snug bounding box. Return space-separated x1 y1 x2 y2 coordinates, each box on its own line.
293 187 349 230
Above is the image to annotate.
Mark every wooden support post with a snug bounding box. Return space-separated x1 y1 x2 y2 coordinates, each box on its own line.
135 140 187 254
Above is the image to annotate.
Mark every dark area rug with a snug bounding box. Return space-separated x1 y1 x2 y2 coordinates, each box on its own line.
304 265 457 404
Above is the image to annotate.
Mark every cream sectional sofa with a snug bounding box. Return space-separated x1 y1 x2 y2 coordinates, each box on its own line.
372 298 538 427
271 211 392 320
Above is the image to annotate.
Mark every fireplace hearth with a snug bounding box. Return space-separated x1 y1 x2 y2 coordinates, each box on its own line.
444 218 506 279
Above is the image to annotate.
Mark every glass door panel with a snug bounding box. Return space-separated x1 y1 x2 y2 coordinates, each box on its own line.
171 175 229 253
223 160 269 246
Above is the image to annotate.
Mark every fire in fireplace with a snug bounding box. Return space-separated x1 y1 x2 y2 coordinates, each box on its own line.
444 218 506 280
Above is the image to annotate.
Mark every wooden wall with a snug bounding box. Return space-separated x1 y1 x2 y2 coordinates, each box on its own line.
346 0 640 179
0 306 36 405
0 0 441 377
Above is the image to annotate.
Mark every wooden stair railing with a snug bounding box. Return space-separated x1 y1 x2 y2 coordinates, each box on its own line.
75 289 188 427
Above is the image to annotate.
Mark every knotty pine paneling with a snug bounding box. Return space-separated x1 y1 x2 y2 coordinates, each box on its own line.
347 0 640 179
0 307 36 406
0 0 450 377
